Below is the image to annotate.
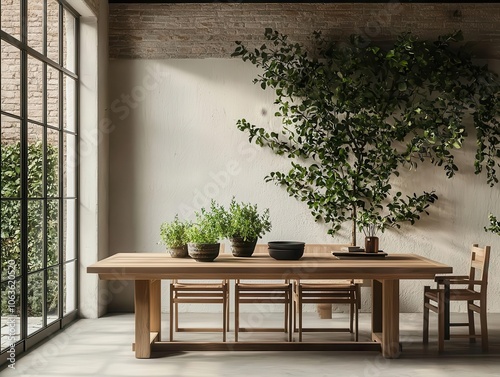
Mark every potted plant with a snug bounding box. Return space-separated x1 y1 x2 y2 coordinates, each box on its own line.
186 201 229 262
159 215 190 258
361 224 379 254
226 198 272 257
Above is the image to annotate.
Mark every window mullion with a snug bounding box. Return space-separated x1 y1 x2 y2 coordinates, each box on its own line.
20 0 29 345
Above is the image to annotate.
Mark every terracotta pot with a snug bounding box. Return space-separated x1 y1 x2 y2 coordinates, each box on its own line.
167 245 188 258
365 236 379 253
187 243 220 262
230 237 257 257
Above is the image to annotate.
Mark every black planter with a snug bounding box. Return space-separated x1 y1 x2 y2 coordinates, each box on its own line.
230 237 257 257
167 245 188 258
188 243 220 262
267 241 305 260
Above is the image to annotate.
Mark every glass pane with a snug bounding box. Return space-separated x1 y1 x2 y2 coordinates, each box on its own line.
27 123 44 198
46 0 59 63
47 128 59 197
46 266 58 325
1 0 20 40
27 0 44 54
1 40 21 116
63 132 76 197
27 272 43 335
1 278 21 350
27 200 43 272
63 199 75 261
27 56 44 123
47 66 59 128
63 261 75 315
1 200 21 280
63 76 76 132
1 116 21 198
47 199 59 266
63 9 76 73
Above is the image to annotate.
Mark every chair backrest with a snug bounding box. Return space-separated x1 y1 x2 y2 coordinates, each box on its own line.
254 244 351 254
302 244 356 284
175 243 225 284
304 243 351 255
254 244 268 254
468 244 491 293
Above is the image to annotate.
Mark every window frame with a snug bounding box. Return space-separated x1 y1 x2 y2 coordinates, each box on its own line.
0 0 80 365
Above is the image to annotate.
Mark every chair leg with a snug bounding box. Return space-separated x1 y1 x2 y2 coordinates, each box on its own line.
349 297 354 333
284 291 288 333
354 301 359 342
226 283 230 333
293 292 297 333
175 302 179 332
438 290 445 353
467 300 476 344
355 284 360 342
288 290 293 342
479 305 488 352
223 285 228 342
169 285 174 341
235 286 239 342
298 289 303 342
423 286 429 345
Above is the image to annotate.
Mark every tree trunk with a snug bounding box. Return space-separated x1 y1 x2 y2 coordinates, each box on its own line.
351 205 357 246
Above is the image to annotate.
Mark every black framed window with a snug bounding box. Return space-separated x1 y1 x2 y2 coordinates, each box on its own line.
0 0 79 364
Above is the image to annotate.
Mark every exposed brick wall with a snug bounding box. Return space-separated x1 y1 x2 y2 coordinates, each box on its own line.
84 0 99 16
1 1 74 144
109 3 500 60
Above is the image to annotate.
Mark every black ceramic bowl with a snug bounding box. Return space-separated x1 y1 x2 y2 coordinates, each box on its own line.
268 241 305 260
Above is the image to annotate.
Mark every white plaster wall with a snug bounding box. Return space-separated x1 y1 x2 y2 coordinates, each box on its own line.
78 0 109 319
108 59 500 314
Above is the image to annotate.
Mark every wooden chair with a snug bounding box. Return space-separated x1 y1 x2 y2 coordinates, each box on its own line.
169 245 229 341
234 244 293 342
293 244 361 342
423 244 491 352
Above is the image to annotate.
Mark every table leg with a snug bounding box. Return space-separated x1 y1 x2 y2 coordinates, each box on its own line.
372 279 400 358
382 279 400 359
135 280 151 358
372 279 382 336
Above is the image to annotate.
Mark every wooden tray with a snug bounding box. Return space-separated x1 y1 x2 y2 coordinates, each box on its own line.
332 251 388 259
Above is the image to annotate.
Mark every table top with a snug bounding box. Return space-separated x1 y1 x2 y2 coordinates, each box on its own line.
87 252 452 280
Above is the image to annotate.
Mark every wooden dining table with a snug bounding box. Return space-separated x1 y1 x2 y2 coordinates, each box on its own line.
87 252 452 359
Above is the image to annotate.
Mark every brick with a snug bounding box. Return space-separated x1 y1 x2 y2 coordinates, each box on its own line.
108 3 500 60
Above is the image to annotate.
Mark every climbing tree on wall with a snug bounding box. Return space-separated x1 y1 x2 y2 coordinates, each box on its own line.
233 29 500 244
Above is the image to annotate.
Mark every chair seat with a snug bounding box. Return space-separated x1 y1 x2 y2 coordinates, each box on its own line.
297 279 356 285
172 283 226 290
299 284 355 290
236 282 291 290
425 288 481 302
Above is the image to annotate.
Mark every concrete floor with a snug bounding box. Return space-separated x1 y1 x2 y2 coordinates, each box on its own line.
3 312 500 377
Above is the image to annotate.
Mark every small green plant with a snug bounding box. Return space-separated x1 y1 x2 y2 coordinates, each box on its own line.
186 200 229 244
226 198 271 241
159 215 190 248
485 213 500 235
